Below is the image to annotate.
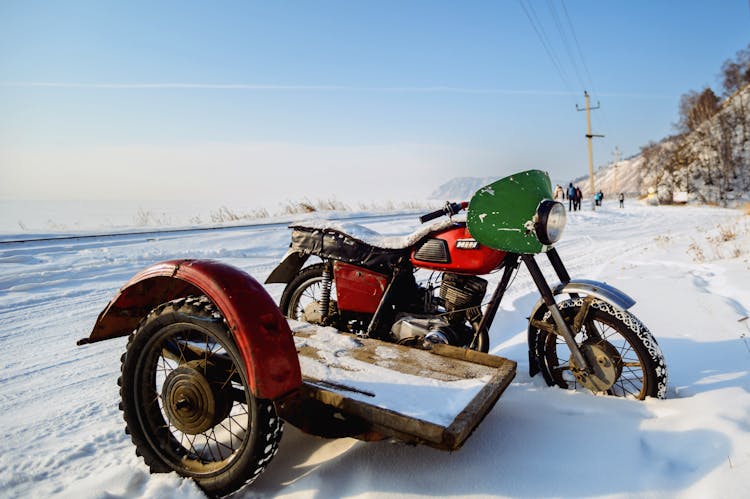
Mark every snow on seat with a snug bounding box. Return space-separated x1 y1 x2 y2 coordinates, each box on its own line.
290 215 466 250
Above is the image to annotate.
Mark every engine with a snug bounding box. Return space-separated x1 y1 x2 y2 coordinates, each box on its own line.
439 273 487 315
390 273 488 348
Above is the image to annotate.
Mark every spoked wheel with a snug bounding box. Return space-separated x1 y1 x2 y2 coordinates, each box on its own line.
532 298 668 399
119 296 283 497
280 263 337 324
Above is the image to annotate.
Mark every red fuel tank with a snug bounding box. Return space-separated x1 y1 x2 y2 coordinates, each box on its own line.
410 225 506 274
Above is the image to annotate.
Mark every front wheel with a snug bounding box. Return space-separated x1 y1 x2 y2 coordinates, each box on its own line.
119 296 283 497
530 298 668 399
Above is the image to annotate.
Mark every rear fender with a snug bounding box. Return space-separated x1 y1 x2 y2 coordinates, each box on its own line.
79 259 301 400
265 250 309 284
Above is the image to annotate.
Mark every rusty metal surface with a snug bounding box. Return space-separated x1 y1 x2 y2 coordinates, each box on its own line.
82 259 302 400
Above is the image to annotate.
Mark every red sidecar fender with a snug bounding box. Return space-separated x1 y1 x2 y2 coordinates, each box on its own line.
80 259 302 400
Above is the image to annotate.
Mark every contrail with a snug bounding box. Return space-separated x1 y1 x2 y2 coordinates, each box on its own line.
0 81 674 99
0 81 572 94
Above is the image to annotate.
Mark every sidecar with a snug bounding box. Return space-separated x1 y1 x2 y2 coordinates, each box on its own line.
78 259 516 497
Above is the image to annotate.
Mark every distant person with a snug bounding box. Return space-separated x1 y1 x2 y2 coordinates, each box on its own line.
574 187 582 211
597 190 604 206
554 184 564 200
619 192 625 208
567 183 576 211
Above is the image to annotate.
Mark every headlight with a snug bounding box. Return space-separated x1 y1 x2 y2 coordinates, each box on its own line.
534 200 566 245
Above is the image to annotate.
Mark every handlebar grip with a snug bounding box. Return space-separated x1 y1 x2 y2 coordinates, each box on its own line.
419 209 446 224
418 202 467 224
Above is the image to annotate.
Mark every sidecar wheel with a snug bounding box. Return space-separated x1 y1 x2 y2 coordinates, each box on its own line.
119 296 283 496
531 298 668 399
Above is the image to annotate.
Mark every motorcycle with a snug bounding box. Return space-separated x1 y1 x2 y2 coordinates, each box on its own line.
80 169 668 496
268 169 668 400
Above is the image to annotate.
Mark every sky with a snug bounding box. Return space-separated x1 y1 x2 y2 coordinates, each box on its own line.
1 1 749 206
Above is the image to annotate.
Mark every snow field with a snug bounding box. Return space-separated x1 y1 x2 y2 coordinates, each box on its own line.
0 202 749 498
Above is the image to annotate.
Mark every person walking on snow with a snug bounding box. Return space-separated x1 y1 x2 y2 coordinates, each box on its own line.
619 192 625 208
574 186 582 211
567 183 576 211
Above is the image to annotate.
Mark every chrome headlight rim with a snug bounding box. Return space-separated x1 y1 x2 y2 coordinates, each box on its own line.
535 199 566 245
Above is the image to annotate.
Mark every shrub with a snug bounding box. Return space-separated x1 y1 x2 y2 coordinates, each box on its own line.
687 241 706 262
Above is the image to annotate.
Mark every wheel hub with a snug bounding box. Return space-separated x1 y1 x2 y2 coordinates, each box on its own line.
569 340 622 392
162 361 233 435
301 301 323 323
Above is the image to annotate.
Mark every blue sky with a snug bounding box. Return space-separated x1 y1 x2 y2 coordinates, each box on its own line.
1 1 748 204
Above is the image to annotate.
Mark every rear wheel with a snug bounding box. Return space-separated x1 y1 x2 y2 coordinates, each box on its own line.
280 264 337 325
119 296 283 497
531 298 667 399
282 264 489 351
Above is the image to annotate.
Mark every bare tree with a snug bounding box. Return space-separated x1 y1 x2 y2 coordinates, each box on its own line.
677 88 720 133
643 45 750 206
721 43 750 96
713 112 737 206
669 136 695 196
640 138 680 202
721 45 750 144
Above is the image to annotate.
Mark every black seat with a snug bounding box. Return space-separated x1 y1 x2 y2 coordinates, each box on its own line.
289 225 408 272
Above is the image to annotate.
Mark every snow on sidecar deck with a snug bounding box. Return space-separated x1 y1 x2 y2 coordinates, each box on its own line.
288 320 516 450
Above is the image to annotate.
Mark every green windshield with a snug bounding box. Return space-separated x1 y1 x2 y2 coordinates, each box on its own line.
466 169 553 254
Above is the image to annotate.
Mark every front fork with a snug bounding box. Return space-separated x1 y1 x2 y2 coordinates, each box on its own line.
521 251 592 377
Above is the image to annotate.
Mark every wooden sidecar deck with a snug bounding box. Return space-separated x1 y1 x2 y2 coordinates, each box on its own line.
286 321 516 450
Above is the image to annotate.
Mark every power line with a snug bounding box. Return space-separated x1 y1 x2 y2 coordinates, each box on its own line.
560 0 596 92
559 0 612 132
518 0 576 96
519 0 613 144
546 0 587 90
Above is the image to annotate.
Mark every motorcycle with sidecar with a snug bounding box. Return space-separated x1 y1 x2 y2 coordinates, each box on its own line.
78 170 667 497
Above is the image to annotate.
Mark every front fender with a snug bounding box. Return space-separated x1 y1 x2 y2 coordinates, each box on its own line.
526 279 636 377
79 259 301 400
527 279 636 321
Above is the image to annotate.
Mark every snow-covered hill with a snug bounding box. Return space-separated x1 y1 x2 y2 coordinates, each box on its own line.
570 155 644 197
578 83 750 204
1 203 750 498
429 176 498 201
430 175 571 202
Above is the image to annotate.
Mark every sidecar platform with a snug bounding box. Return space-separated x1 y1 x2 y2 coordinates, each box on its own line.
279 321 516 450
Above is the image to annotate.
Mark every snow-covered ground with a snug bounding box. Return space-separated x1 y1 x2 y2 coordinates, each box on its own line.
1 201 749 499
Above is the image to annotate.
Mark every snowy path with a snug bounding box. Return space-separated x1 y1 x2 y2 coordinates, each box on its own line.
1 204 749 498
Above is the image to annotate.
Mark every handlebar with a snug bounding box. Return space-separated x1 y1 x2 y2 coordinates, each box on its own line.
418 201 468 224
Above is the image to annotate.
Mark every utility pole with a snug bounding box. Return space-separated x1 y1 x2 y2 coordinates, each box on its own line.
576 91 604 210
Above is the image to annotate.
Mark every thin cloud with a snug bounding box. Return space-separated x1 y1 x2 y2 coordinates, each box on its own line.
0 81 675 99
0 81 578 95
